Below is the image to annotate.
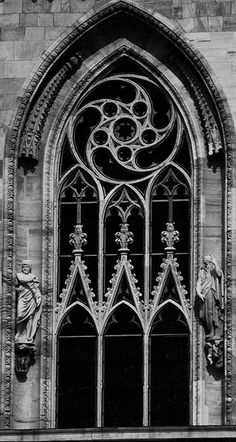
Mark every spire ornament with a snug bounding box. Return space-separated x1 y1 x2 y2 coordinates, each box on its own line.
115 223 134 254
69 224 87 255
161 222 179 258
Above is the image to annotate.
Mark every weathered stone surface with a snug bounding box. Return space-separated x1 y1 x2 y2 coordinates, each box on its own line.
0 13 19 26
13 41 48 60
53 12 81 26
25 26 44 40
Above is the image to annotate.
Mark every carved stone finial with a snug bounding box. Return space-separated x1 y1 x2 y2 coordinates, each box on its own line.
161 222 179 256
115 223 134 253
69 224 87 255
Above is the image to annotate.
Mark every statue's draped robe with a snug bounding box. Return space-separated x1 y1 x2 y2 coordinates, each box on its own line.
197 264 223 339
15 272 42 344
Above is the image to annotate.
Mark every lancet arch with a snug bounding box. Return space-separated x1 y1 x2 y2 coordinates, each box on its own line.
1 0 234 430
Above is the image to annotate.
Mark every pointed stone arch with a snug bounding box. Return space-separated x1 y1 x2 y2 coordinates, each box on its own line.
1 0 234 430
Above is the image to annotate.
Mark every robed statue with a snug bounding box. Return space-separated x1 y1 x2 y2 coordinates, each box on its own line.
196 255 224 366
15 260 42 345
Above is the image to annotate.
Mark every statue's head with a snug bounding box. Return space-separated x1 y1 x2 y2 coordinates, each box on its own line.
203 254 214 265
21 260 32 274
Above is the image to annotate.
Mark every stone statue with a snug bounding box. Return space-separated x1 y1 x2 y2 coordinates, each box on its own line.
196 255 224 367
15 260 42 345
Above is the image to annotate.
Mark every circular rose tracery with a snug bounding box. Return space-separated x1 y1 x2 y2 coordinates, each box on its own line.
72 75 182 182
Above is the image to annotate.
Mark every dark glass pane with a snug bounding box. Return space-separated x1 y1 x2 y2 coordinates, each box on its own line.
104 255 117 291
83 255 98 298
128 209 144 254
159 272 180 304
105 305 142 335
105 211 122 254
176 253 190 295
104 336 142 427
57 336 96 428
173 200 190 252
67 273 89 307
151 254 165 288
151 201 169 253
112 275 135 307
151 305 189 335
150 335 189 426
58 257 73 299
59 135 77 178
129 255 144 294
81 201 98 255
59 203 77 255
174 134 191 175
60 306 96 337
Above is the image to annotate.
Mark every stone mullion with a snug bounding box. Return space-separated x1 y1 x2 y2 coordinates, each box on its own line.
143 333 149 426
96 334 103 427
98 198 105 306
144 204 150 306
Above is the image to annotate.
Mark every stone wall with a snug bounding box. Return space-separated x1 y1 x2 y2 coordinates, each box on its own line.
0 0 236 431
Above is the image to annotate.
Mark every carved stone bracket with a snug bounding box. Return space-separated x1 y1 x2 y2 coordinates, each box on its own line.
19 52 82 161
204 338 224 368
15 343 35 381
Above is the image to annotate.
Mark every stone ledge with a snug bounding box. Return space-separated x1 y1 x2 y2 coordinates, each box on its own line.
0 427 236 441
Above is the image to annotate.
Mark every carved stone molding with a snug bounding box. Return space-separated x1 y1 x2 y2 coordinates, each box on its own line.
19 52 82 161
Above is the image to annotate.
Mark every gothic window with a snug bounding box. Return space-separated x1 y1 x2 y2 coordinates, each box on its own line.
56 71 192 428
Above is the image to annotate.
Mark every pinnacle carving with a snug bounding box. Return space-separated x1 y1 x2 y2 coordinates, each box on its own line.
161 222 179 255
69 224 87 254
115 223 134 252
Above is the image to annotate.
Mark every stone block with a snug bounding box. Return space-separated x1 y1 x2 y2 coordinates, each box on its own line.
223 15 236 31
25 27 44 41
0 27 25 42
0 0 22 14
53 12 81 26
177 17 194 32
3 61 35 79
14 41 48 60
71 0 94 13
0 94 17 111
49 0 62 13
0 14 19 27
20 13 38 26
37 13 54 27
209 16 223 31
22 0 49 13
182 3 196 18
0 42 14 61
193 16 208 31
0 78 23 94
61 0 71 12
196 2 224 17
44 26 66 41
155 2 173 18
172 4 182 19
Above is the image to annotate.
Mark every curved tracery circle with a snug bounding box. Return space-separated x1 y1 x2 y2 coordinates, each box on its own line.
71 75 183 182
114 118 137 142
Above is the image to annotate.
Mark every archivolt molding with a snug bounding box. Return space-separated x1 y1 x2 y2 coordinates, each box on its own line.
38 45 232 427
2 0 234 429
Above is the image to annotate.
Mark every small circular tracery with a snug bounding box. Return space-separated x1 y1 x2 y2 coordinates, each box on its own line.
114 118 137 142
